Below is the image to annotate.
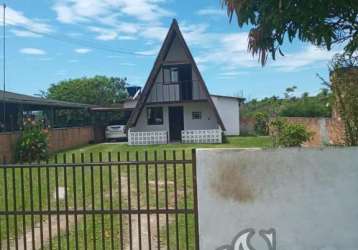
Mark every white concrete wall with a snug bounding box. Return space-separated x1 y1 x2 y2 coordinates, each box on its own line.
196 148 358 250
130 102 219 132
211 96 240 135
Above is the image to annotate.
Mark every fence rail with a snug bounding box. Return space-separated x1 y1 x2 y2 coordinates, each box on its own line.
0 149 199 250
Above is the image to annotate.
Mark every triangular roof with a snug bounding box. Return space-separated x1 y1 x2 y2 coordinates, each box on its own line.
127 19 225 130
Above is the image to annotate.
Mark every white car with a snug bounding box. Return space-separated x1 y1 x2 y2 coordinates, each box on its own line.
105 124 127 141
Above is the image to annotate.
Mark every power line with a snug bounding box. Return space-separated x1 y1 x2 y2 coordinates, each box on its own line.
7 18 152 57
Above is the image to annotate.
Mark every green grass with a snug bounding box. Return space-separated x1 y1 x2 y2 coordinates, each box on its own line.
61 135 272 156
0 136 271 249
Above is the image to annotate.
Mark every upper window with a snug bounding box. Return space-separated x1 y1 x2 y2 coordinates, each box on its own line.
163 66 179 84
147 107 163 125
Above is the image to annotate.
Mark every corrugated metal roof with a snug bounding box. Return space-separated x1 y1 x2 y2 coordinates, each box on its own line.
1 91 92 108
90 100 137 111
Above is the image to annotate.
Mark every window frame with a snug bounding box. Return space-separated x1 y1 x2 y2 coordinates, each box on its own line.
147 107 164 125
192 111 202 120
163 66 180 84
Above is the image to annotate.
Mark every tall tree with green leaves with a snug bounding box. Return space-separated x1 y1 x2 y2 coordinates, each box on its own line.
222 0 358 65
46 76 128 105
44 76 128 127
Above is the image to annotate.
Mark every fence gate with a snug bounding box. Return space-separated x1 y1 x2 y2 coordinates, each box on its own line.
0 149 199 250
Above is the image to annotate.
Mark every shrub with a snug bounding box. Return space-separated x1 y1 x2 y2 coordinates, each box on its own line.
254 112 269 135
270 118 312 147
15 119 49 162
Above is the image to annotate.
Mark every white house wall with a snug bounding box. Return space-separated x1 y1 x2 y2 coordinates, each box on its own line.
211 96 240 135
130 102 219 132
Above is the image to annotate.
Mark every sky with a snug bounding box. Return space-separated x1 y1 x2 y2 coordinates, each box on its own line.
2 0 342 100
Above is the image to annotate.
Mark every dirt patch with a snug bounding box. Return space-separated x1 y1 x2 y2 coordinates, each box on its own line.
210 161 254 203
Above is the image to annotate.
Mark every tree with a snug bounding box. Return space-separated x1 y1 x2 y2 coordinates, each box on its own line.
44 76 128 127
326 54 358 145
222 0 358 65
46 76 128 105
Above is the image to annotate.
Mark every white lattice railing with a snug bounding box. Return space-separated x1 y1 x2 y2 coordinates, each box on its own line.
181 129 222 144
128 130 168 145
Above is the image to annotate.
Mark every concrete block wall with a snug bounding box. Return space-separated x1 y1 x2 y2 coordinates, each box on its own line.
196 148 358 250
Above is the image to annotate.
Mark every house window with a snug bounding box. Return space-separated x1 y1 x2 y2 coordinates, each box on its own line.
170 67 179 82
163 66 179 84
192 111 202 120
147 107 163 125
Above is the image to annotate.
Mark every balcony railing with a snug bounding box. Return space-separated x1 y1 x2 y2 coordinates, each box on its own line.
147 80 206 103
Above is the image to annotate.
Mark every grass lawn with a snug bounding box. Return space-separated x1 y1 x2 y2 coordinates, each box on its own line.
0 136 270 249
62 135 272 158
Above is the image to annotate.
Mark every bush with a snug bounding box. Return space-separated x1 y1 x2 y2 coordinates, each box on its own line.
270 118 312 147
254 112 269 135
15 119 49 162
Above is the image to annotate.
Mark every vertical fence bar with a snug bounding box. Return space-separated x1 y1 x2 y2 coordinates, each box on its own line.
63 154 70 250
173 151 179 250
145 151 152 250
12 166 19 250
81 153 88 249
99 152 106 250
108 152 114 250
118 152 124 250
154 150 160 250
164 150 170 248
29 164 36 250
183 150 189 250
20 163 27 250
192 149 200 250
72 154 79 250
0 158 3 250
4 165 10 250
127 151 133 250
90 153 97 250
135 151 142 250
46 159 53 250
37 163 44 249
55 155 61 250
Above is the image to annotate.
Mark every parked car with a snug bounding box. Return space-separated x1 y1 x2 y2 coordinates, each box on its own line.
105 122 127 141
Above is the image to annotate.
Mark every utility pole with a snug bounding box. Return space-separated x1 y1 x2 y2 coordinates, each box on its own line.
2 3 5 131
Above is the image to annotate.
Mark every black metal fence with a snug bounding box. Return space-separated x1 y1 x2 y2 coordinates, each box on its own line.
0 149 199 250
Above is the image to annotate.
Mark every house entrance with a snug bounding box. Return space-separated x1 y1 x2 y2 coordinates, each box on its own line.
169 106 184 141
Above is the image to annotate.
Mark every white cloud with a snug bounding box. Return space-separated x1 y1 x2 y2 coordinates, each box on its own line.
3 7 53 35
118 35 136 40
19 48 46 55
53 0 174 24
194 30 339 74
271 46 339 71
88 26 118 41
136 47 160 56
74 48 92 54
10 29 42 37
197 7 226 16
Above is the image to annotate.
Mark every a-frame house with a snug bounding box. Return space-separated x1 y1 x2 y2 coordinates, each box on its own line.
127 19 226 145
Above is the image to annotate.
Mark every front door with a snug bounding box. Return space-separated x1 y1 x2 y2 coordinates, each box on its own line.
169 106 184 141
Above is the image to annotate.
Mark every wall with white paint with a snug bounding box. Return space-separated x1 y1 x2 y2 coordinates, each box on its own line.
211 95 240 135
196 148 358 250
130 102 219 133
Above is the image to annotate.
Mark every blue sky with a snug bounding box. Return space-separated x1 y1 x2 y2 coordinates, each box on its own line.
3 0 342 100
